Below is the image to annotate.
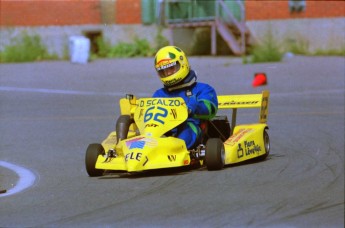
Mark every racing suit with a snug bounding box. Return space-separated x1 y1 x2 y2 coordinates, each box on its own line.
153 70 218 149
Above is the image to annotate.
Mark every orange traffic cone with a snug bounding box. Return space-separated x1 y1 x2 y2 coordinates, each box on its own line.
252 73 267 87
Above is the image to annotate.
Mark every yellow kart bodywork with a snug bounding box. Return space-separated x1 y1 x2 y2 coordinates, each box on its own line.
85 91 270 175
97 135 190 172
95 97 191 172
217 90 270 166
224 123 268 164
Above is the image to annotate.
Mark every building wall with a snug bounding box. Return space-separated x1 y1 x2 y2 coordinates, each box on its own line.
245 1 345 52
1 0 343 26
0 0 142 26
0 0 344 56
115 0 142 24
0 24 164 57
247 18 345 52
0 0 102 26
0 0 143 57
246 0 344 20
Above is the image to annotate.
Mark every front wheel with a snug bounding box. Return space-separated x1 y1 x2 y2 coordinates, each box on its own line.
205 138 225 171
85 143 105 177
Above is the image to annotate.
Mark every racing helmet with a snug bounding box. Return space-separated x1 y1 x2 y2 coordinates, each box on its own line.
154 46 190 88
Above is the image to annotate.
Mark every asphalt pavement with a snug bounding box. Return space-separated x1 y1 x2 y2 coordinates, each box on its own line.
0 56 344 227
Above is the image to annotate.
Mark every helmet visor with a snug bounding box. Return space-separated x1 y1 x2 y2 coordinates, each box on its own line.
156 61 181 78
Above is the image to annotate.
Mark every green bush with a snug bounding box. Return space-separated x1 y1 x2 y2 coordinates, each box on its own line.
154 27 169 51
286 39 310 55
95 36 112 58
93 28 168 58
0 33 57 63
109 41 138 57
108 38 154 58
92 37 155 58
250 31 283 63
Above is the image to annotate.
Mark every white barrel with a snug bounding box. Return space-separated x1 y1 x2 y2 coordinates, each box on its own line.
69 36 90 64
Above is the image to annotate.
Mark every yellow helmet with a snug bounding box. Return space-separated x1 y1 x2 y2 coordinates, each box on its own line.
154 46 190 88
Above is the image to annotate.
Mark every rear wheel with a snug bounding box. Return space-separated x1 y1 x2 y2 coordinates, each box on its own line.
257 129 270 161
205 138 225 171
85 143 105 177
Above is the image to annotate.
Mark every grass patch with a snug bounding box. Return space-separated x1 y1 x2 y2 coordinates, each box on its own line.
0 32 57 63
286 38 310 55
284 38 345 56
312 47 345 56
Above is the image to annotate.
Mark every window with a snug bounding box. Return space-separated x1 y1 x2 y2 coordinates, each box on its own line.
289 0 306 12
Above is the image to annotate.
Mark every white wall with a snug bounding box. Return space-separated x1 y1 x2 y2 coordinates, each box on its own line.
0 25 166 58
246 18 345 52
1 18 344 57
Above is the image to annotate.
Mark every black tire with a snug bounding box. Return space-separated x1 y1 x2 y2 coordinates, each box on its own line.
257 129 270 161
85 143 105 177
205 138 225 171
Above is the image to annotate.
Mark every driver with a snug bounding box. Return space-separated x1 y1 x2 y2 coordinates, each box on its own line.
153 46 218 149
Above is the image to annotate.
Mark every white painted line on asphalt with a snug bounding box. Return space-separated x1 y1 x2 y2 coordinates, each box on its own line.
0 161 37 197
1 86 343 98
0 86 151 97
0 86 120 96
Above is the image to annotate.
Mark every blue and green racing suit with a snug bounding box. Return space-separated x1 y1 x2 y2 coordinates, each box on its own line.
153 70 218 149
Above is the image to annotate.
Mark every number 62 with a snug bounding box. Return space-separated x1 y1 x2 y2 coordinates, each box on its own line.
144 106 168 124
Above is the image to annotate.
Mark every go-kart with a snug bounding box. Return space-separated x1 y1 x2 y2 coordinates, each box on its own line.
85 91 270 176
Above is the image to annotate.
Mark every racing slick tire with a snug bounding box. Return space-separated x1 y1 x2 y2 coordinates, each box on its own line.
85 143 105 177
205 138 225 171
257 129 270 161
